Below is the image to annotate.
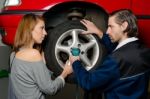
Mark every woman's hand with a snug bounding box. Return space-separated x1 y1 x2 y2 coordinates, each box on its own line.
60 61 73 78
60 55 80 78
69 56 80 65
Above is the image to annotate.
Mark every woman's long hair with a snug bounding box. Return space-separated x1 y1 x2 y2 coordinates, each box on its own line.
13 13 44 53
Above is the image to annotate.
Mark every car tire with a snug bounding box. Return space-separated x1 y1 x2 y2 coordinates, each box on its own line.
44 20 107 83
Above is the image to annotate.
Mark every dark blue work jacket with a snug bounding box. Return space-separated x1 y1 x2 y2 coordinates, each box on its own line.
72 34 150 99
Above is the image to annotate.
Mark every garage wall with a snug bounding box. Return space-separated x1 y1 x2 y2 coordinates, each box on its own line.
0 34 11 99
0 0 5 9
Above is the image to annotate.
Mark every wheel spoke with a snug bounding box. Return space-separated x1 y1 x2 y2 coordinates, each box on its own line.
56 44 70 54
83 40 96 51
81 54 92 67
71 30 79 45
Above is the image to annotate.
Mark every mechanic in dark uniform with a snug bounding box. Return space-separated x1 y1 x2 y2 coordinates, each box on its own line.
69 9 150 99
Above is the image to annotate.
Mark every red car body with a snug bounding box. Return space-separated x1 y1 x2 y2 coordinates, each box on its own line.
0 0 150 47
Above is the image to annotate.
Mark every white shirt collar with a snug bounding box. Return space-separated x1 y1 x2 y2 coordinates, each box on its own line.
114 37 138 51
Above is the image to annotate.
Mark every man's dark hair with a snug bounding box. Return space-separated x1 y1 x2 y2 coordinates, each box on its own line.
110 9 138 37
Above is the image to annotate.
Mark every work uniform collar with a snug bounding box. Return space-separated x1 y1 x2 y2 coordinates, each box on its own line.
114 37 138 51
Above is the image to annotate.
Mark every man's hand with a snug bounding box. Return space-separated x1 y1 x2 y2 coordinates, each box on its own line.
80 19 103 38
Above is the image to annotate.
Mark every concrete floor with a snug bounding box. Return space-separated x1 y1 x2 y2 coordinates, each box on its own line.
0 78 8 99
